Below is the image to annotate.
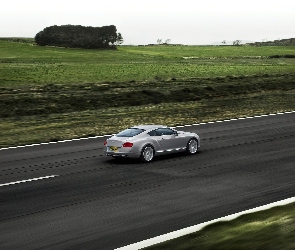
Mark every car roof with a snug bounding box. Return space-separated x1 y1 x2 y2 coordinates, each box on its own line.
131 124 167 130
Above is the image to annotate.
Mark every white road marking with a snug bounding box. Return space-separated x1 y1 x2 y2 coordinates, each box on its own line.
115 196 295 250
0 110 294 151
0 175 59 187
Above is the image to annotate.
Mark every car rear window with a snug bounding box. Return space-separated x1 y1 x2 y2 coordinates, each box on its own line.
116 128 145 137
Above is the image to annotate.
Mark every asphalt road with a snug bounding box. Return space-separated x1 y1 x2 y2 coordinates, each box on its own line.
0 113 294 250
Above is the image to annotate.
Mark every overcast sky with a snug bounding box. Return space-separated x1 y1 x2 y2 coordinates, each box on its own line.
1 0 294 45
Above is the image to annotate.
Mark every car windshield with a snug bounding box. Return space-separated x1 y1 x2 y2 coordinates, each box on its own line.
116 128 145 137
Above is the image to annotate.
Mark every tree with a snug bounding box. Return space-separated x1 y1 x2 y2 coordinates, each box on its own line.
114 33 123 45
157 39 162 45
165 39 171 44
233 40 241 46
222 40 227 45
35 25 123 49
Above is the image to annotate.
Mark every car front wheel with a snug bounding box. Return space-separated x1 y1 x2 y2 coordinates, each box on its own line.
140 145 154 162
186 138 198 154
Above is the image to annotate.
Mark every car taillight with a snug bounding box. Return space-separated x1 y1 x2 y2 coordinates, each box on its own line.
104 141 107 146
122 142 133 147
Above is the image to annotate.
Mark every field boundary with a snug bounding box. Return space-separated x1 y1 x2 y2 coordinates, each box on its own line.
1 111 294 151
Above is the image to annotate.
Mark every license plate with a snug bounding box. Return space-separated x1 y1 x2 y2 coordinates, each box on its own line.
110 146 118 151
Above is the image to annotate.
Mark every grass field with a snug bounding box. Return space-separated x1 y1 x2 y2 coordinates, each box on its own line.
0 40 295 147
1 39 295 85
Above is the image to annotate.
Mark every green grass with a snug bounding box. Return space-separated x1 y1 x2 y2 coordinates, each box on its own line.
1 73 294 118
1 41 295 85
145 202 295 250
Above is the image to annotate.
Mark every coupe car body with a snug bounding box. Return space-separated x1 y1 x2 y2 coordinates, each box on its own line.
103 125 200 162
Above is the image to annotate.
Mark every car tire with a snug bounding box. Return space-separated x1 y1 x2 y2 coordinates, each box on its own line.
140 145 154 162
186 138 198 155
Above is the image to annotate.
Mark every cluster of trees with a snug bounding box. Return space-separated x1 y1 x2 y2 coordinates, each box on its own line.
35 25 123 49
157 39 171 45
222 40 242 46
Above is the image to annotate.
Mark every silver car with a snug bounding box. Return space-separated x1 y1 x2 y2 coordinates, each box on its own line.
103 125 200 162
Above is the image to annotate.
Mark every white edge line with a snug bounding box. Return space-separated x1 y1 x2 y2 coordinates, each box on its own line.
0 175 59 187
115 197 295 250
1 111 294 151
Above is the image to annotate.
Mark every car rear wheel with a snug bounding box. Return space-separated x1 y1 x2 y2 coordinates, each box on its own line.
186 138 198 154
140 145 154 162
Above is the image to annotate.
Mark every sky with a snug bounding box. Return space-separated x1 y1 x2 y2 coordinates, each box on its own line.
1 0 295 45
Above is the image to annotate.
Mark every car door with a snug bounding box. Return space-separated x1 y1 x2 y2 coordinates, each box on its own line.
154 128 182 151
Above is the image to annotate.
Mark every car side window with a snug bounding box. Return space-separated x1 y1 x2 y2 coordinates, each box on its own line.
148 130 157 136
155 128 175 136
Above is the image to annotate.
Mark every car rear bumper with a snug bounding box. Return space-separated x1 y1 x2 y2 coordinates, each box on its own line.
104 149 141 159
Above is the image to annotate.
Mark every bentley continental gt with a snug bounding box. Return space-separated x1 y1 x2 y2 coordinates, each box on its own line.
103 125 200 162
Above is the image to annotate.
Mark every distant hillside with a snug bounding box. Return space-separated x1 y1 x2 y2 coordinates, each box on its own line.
0 37 34 43
247 38 295 46
211 40 254 45
211 38 295 46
